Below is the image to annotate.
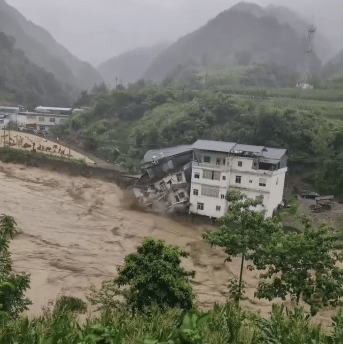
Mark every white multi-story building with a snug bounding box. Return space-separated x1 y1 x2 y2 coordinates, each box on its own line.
189 140 287 218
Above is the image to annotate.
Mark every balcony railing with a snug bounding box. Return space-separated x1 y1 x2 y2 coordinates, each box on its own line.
192 161 230 171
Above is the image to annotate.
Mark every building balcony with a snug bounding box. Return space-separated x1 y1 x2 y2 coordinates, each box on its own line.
192 161 230 172
230 167 287 176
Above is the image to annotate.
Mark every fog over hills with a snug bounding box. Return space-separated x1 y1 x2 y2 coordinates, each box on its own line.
0 0 103 92
98 42 171 87
5 0 341 67
143 3 322 82
0 31 72 107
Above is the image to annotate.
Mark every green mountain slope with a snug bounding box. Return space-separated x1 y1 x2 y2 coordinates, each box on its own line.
323 50 343 77
0 0 103 91
143 3 321 82
98 43 170 87
0 32 72 108
243 3 333 63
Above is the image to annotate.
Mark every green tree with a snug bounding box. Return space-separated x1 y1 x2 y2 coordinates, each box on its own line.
88 237 196 315
203 190 283 304
52 295 87 316
255 215 343 315
0 216 31 318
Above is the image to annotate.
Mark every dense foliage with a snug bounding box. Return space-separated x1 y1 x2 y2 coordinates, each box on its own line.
88 238 196 315
0 215 31 318
255 216 343 316
1 302 343 343
203 190 283 303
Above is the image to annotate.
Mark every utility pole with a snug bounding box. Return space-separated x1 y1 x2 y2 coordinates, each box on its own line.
302 22 316 86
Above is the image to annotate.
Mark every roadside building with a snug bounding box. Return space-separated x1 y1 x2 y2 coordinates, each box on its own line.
35 107 72 116
140 140 288 218
17 111 69 131
0 106 23 128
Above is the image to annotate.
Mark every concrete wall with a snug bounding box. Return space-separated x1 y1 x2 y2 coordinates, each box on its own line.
0 148 136 189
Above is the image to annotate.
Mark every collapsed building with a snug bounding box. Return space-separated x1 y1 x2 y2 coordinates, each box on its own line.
133 140 288 218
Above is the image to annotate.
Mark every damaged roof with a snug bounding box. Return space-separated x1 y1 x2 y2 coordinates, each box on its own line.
144 140 287 165
259 147 287 164
231 144 265 154
143 145 192 163
192 140 236 153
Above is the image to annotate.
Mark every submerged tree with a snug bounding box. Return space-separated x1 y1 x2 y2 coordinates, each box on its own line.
88 237 196 315
203 190 283 304
255 215 343 315
0 215 31 318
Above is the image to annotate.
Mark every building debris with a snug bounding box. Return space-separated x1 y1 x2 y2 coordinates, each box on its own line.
133 140 288 218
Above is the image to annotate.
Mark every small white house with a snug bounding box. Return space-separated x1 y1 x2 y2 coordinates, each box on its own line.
17 112 69 131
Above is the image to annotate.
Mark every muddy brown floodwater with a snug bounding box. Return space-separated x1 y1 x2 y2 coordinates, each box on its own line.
0 162 337 324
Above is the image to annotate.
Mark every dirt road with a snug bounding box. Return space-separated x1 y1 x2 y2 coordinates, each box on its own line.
0 162 336 323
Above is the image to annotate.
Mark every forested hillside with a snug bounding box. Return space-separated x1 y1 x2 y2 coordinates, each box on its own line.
98 43 170 86
53 81 343 197
143 3 321 82
0 0 103 92
0 32 72 108
323 50 343 88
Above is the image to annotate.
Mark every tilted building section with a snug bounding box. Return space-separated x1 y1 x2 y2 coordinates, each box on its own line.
136 140 288 218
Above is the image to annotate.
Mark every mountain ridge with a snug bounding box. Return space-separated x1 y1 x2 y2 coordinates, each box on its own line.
0 0 103 92
142 2 323 82
98 42 170 87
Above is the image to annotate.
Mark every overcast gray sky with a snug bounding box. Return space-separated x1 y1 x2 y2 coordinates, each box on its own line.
5 0 343 66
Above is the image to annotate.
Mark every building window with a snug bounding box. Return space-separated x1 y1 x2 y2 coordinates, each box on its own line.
28 115 36 120
197 203 204 210
203 169 220 180
175 195 180 202
49 118 55 123
216 158 223 165
194 172 200 179
178 192 185 199
176 173 182 182
238 161 243 167
235 175 242 184
216 206 221 212
201 186 220 198
249 180 253 183
221 194 225 199
39 117 45 122
222 175 226 180
193 189 198 196
204 156 211 163
259 178 267 187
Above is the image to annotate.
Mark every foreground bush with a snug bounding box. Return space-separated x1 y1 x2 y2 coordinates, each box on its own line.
1 302 343 344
